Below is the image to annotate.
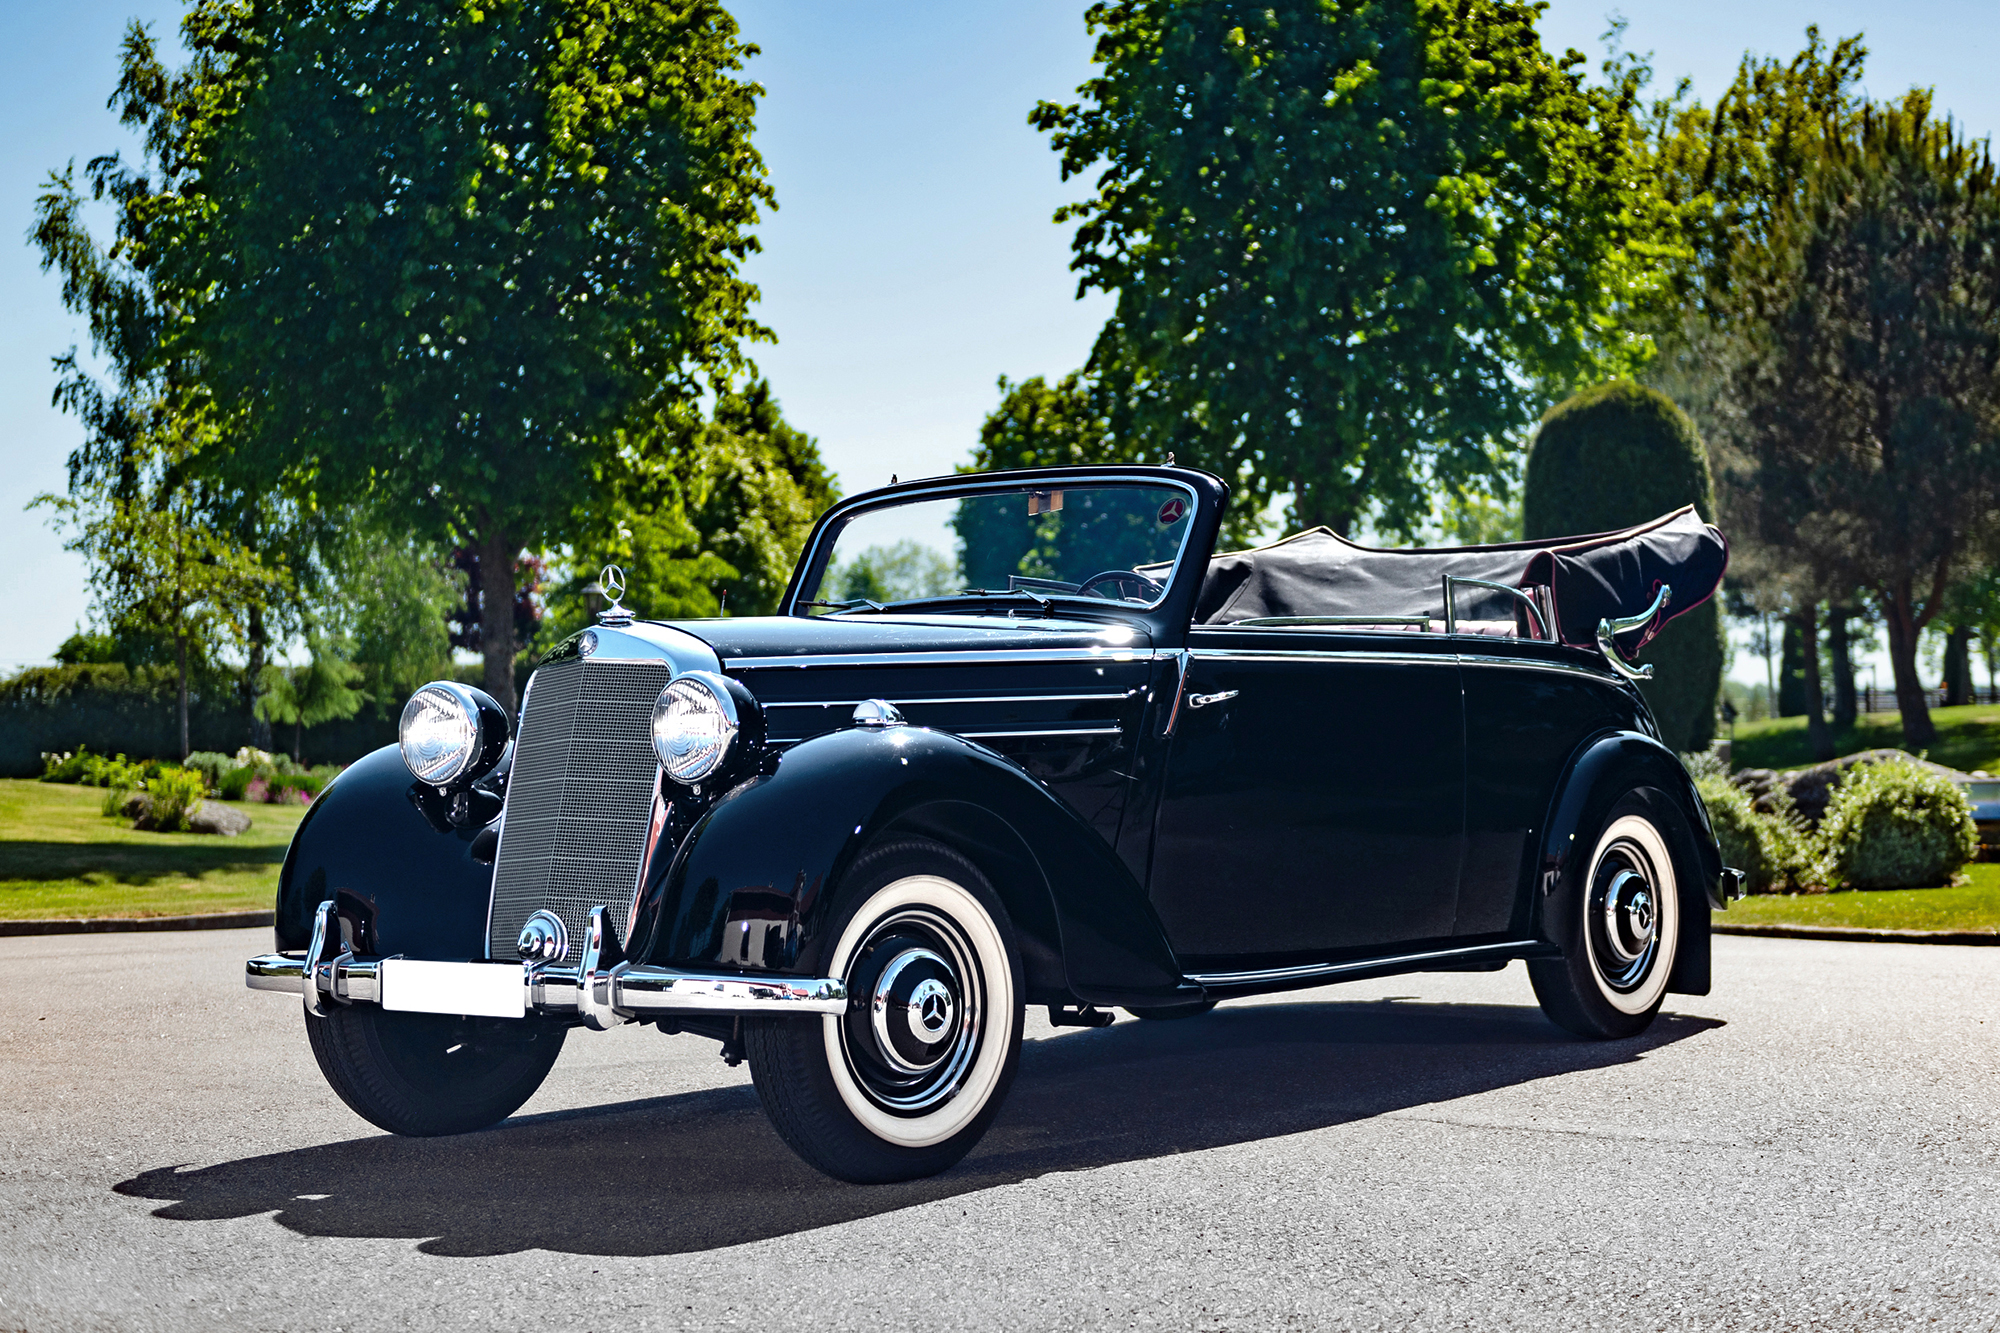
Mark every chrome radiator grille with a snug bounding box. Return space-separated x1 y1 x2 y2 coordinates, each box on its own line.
488 657 672 959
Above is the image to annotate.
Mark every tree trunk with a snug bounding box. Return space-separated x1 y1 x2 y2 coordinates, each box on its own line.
1942 626 1973 706
294 717 304 766
475 527 520 714
1777 617 1806 717
1881 585 1937 746
176 631 191 761
246 603 273 752
1794 603 1833 762
1827 606 1858 729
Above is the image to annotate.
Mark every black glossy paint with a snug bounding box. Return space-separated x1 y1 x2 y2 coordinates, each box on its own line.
274 744 495 959
1150 630 1466 970
627 724 1194 1008
276 460 1726 1009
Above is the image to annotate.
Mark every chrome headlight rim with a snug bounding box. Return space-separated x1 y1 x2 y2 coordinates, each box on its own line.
651 671 742 785
398 680 509 791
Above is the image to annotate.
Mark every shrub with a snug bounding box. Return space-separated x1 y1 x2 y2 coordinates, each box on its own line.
1525 381 1725 752
217 764 255 802
1693 773 1818 893
183 750 235 795
1818 757 1978 889
41 748 93 783
142 767 208 833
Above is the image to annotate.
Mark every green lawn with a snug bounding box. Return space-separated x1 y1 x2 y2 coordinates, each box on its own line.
1729 703 2000 774
0 777 304 920
1716 861 2000 934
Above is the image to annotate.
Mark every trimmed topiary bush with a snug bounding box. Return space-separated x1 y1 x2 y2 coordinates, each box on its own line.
1525 380 1725 752
1817 757 1978 889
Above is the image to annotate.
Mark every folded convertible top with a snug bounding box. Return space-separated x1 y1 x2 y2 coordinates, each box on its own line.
1183 506 1727 657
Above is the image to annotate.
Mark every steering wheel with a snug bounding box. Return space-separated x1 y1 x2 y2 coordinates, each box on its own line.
1076 569 1164 603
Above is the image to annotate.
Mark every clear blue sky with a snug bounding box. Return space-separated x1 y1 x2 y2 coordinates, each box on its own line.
3 0 1994 675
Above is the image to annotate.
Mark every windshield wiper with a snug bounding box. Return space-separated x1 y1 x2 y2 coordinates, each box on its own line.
799 597 884 614
960 587 1054 614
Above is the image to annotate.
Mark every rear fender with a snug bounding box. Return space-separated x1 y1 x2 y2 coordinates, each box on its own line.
274 745 494 959
628 725 1194 1007
1534 730 1722 997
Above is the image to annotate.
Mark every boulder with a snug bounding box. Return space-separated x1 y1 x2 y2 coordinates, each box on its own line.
1734 749 1974 828
187 800 253 836
121 791 253 835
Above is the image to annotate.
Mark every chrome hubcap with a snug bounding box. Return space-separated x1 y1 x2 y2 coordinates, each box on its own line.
1589 844 1661 992
842 909 982 1114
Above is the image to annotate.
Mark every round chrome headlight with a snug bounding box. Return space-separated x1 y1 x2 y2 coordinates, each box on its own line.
399 681 507 789
651 672 741 784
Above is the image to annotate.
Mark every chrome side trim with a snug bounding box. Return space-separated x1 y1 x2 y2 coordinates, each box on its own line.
1189 648 1456 667
727 647 1165 670
1455 653 1622 686
762 692 1132 708
959 727 1125 739
1186 940 1544 987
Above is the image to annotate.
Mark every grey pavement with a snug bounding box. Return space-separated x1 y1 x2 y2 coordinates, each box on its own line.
1 926 1996 1332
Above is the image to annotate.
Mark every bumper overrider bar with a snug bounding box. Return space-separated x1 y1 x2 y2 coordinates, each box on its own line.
247 902 847 1029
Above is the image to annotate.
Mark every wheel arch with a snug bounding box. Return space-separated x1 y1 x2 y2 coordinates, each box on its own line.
1533 729 1722 997
630 724 1193 1007
273 744 495 959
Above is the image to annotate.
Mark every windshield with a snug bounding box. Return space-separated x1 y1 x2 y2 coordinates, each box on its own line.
800 483 1196 615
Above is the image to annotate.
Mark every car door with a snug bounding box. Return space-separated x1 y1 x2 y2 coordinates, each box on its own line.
1146 629 1466 967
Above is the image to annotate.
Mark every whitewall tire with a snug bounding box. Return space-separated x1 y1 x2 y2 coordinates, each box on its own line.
744 838 1024 1182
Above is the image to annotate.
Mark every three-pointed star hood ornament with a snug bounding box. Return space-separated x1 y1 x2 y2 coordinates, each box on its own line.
595 564 633 627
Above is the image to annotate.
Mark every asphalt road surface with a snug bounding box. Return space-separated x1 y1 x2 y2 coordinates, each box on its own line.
2 927 1996 1332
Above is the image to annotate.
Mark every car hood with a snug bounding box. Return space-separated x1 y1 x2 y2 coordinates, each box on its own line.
655 613 1156 665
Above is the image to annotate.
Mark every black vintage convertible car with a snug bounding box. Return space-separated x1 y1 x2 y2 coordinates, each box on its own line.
247 466 1739 1182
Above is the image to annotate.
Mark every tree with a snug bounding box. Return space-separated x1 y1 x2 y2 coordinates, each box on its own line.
37 452 278 760
1032 0 1669 538
325 528 466 714
162 0 775 711
1524 380 1726 753
255 634 366 764
544 380 836 634
1722 94 2000 745
32 23 303 742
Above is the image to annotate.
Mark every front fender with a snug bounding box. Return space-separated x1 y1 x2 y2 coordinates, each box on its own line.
274 745 493 958
1534 729 1722 997
628 725 1193 1007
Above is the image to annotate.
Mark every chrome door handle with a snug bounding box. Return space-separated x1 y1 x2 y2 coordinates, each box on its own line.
1188 689 1238 709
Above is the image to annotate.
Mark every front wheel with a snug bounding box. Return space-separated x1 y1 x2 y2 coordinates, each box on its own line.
745 838 1024 1183
1528 795 1683 1040
305 1005 567 1136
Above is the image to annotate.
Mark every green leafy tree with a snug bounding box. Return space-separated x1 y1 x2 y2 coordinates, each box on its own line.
162 0 775 711
324 527 466 713
255 634 366 763
1721 94 2000 746
1524 380 1726 753
1033 0 1670 537
38 451 279 760
547 380 837 632
32 23 303 738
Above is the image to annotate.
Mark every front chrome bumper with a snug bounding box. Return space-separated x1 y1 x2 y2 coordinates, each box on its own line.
247 901 846 1028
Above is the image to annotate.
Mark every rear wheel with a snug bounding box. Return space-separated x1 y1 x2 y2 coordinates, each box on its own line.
305 1005 567 1136
1528 794 1682 1040
745 838 1024 1183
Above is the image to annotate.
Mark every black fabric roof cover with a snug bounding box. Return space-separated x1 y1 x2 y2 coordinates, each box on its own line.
1182 506 1727 655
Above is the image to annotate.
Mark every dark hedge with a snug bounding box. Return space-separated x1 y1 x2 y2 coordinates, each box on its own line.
1524 380 1726 753
0 663 395 777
